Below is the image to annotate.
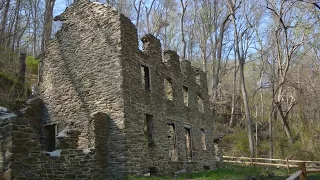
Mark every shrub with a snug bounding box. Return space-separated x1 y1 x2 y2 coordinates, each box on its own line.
222 128 250 156
26 56 39 75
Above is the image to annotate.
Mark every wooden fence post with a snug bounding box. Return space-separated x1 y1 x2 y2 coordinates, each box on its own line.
298 162 307 180
286 157 290 173
18 52 27 86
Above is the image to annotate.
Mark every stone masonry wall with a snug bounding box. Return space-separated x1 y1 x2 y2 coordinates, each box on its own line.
40 1 126 178
121 31 216 175
115 1 217 173
37 0 220 179
0 99 108 180
0 116 14 180
0 117 108 180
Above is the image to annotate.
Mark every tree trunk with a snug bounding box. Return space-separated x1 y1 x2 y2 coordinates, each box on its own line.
144 0 156 35
32 0 39 57
210 35 217 94
180 0 187 60
267 2 297 146
239 58 255 162
16 20 28 51
229 0 255 161
18 52 26 86
11 0 21 51
229 54 237 126
200 43 207 73
211 9 230 104
269 106 274 160
0 0 10 45
134 0 142 36
277 102 294 145
255 107 258 158
277 76 294 145
41 0 56 53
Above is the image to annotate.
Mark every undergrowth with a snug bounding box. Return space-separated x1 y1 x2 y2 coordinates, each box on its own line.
128 163 320 180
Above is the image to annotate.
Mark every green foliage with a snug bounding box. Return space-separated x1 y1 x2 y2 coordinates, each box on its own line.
287 141 316 160
26 56 39 75
0 72 21 109
257 140 270 156
0 71 30 110
222 128 250 157
0 71 18 84
0 47 19 76
128 164 298 180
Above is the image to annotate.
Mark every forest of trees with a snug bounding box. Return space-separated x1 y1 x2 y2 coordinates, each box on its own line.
0 0 319 161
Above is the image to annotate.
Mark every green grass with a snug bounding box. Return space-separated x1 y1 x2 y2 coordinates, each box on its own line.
128 163 320 180
0 71 19 84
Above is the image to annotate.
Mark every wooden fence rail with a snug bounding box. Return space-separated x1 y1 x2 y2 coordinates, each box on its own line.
223 156 320 180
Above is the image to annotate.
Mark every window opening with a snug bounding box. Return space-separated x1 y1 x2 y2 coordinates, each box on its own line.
197 95 204 113
183 86 189 106
201 128 206 150
141 64 150 91
184 127 192 162
167 123 178 161
214 139 221 163
144 114 154 147
149 167 157 176
164 78 173 101
195 74 201 85
44 124 57 152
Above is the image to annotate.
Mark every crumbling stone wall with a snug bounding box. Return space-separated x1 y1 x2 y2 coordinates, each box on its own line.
0 116 13 179
121 33 216 174
36 0 221 179
40 1 126 178
0 99 107 180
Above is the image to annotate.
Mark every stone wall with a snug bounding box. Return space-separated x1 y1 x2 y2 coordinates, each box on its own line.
40 1 126 178
36 0 221 179
121 32 216 175
0 115 14 179
0 99 108 180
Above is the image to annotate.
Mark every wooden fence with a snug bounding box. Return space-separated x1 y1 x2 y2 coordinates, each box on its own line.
223 156 320 180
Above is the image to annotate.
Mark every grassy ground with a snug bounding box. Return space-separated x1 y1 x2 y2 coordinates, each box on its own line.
128 163 320 180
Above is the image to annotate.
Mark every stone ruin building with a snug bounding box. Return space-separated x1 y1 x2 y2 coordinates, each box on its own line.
0 1 223 179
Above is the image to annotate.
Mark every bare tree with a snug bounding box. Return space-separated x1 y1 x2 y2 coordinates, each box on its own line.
41 0 56 53
180 0 187 60
134 0 143 36
11 0 21 51
266 0 312 145
229 50 238 126
143 0 156 34
227 0 255 162
194 0 210 72
0 0 10 45
210 0 230 105
30 0 41 56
